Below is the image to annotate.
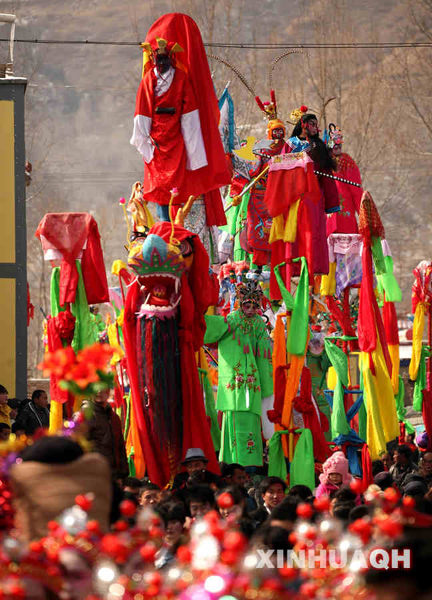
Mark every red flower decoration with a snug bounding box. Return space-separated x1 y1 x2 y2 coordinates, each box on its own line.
300 105 308 113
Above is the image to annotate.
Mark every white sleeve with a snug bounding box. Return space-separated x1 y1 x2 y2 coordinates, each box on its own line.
130 115 155 164
181 109 208 171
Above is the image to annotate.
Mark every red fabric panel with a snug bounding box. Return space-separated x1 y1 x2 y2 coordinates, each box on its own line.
358 245 378 353
264 163 320 218
383 301 399 347
361 445 374 489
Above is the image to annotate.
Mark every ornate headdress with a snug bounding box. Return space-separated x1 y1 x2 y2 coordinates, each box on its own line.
235 280 263 307
141 37 184 77
289 105 311 125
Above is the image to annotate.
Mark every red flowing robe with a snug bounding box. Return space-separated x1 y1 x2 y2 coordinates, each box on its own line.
326 153 363 236
123 223 220 487
131 13 230 226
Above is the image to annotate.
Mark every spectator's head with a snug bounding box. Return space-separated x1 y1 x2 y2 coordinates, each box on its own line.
288 485 313 501
320 451 351 488
348 505 372 523
394 445 412 467
139 483 160 507
260 476 287 511
230 463 248 487
156 502 186 548
421 452 432 477
185 484 215 519
0 423 10 442
373 471 394 491
181 448 208 478
372 460 385 476
260 524 293 552
269 496 299 531
216 486 246 524
32 389 48 409
380 452 393 470
333 502 355 522
93 389 110 407
404 433 415 445
0 385 8 405
20 436 84 464
123 477 141 497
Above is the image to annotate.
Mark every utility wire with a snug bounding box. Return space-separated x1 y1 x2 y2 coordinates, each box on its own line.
1 37 432 49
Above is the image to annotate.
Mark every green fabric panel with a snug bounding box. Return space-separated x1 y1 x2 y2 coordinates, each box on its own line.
274 258 309 356
219 411 263 466
377 256 402 303
124 391 131 441
287 258 309 356
50 262 97 352
371 236 386 275
128 452 136 476
199 368 221 452
289 429 315 492
70 262 97 352
413 347 430 412
324 339 350 438
268 429 290 480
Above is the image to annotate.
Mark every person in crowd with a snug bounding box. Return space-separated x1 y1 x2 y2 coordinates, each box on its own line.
9 436 112 540
140 482 161 507
419 451 432 487
154 502 188 569
268 495 299 532
123 477 141 499
403 432 419 463
315 451 352 499
172 448 220 490
185 484 215 520
81 389 128 482
372 459 385 476
380 451 394 471
220 463 257 511
0 385 12 427
215 485 255 537
288 485 313 502
0 422 11 441
389 445 418 489
373 471 394 491
13 390 49 435
251 476 287 524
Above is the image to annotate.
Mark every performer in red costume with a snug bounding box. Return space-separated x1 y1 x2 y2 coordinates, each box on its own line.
130 13 230 225
325 123 363 235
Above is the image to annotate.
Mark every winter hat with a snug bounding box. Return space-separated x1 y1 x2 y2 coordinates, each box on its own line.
319 451 351 486
373 471 394 491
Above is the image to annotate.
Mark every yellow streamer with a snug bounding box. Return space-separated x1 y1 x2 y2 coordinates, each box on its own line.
409 302 426 380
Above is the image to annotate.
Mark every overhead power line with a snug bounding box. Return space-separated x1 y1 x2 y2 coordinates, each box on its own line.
1 37 432 49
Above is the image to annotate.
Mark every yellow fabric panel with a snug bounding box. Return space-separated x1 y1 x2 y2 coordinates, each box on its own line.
0 279 15 395
361 341 399 460
49 400 63 433
327 366 337 390
269 200 300 244
320 261 336 296
409 302 426 381
388 343 400 395
0 101 15 263
107 323 125 365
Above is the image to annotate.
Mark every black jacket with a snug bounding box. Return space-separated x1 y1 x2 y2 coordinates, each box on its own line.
14 402 49 435
82 400 129 481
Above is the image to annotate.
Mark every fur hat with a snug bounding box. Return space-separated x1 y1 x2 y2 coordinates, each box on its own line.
319 451 351 486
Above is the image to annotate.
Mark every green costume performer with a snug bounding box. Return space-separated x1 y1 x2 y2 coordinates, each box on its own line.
204 281 273 466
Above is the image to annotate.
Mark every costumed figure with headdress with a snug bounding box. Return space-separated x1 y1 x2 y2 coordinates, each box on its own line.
122 193 220 488
229 93 286 267
130 13 230 230
324 123 363 236
265 106 340 298
204 280 273 466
